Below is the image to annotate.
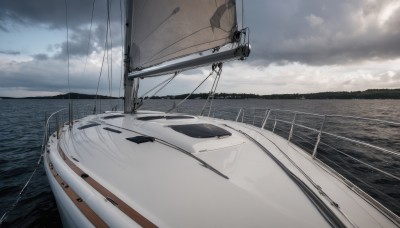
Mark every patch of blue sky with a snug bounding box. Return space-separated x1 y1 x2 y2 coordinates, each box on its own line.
0 22 65 57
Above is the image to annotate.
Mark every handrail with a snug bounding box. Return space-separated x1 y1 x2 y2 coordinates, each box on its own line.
261 115 400 158
211 106 400 126
327 114 400 126
322 131 400 158
263 108 325 117
42 108 67 153
205 106 400 181
204 106 400 220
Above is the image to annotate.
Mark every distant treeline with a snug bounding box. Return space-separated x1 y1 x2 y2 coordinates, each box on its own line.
1 92 121 99
150 89 400 99
1 89 400 100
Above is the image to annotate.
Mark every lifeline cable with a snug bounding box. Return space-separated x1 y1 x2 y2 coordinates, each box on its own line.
0 156 43 224
0 123 50 226
233 123 358 227
224 124 347 228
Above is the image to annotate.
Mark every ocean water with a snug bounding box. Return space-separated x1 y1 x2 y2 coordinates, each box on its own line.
0 99 399 227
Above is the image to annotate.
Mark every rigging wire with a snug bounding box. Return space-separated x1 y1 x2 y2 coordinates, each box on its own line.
65 0 71 100
167 67 218 113
83 0 96 75
140 72 178 103
94 0 112 113
200 63 223 116
106 0 113 108
1 0 75 223
140 74 177 98
94 17 110 114
94 47 107 110
208 67 222 116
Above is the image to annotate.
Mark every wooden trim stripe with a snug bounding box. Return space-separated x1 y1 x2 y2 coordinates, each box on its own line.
57 144 157 228
45 155 108 227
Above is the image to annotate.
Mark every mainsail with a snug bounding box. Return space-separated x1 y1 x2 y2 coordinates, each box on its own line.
128 0 238 70
124 0 249 112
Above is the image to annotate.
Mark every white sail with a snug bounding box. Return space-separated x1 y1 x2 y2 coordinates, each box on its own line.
129 0 238 70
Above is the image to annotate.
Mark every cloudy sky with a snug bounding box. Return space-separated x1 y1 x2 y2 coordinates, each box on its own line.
1 0 400 97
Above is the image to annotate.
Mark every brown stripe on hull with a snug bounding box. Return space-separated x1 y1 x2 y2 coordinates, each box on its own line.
57 144 158 228
45 155 108 228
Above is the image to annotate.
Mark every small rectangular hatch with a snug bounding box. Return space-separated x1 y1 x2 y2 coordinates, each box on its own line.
78 122 100 130
103 114 124 119
137 115 194 121
169 124 231 138
126 136 155 144
103 127 121 133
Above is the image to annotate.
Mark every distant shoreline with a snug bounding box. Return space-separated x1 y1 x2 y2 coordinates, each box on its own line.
1 89 400 100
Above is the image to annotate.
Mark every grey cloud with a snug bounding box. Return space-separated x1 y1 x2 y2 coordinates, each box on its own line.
0 0 120 31
54 28 98 60
0 58 121 94
246 0 400 66
52 22 123 60
0 0 123 59
0 50 20 55
0 24 9 32
0 62 68 90
2 0 400 70
32 53 49 61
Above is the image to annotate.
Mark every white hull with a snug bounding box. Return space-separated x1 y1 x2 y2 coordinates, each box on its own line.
44 110 399 227
44 159 93 227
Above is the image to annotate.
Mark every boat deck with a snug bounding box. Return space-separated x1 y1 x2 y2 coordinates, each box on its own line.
44 111 399 227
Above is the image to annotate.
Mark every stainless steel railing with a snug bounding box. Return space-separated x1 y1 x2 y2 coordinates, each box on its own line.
205 106 400 160
202 106 400 217
42 108 67 153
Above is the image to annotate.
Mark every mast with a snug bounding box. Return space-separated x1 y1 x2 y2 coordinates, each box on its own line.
123 0 139 113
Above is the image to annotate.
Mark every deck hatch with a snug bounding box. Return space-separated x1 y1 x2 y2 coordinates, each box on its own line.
78 122 100 130
126 136 155 144
103 127 122 133
137 115 194 121
169 124 232 138
103 114 125 119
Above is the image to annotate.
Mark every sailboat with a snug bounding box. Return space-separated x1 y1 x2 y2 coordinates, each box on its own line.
43 0 400 227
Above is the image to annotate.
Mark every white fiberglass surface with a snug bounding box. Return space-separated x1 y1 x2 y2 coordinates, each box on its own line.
54 112 397 227
215 120 398 228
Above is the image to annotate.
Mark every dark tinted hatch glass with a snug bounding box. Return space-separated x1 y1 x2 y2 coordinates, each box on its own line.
103 114 124 119
137 115 194 121
78 122 100 130
126 136 155 144
103 127 122 133
169 124 231 138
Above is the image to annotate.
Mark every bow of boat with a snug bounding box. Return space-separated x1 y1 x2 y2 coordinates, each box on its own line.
43 111 400 227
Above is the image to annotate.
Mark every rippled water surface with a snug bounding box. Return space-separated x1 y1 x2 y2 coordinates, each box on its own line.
0 99 399 226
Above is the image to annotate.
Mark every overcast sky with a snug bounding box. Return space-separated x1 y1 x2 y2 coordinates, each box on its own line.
1 0 400 97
